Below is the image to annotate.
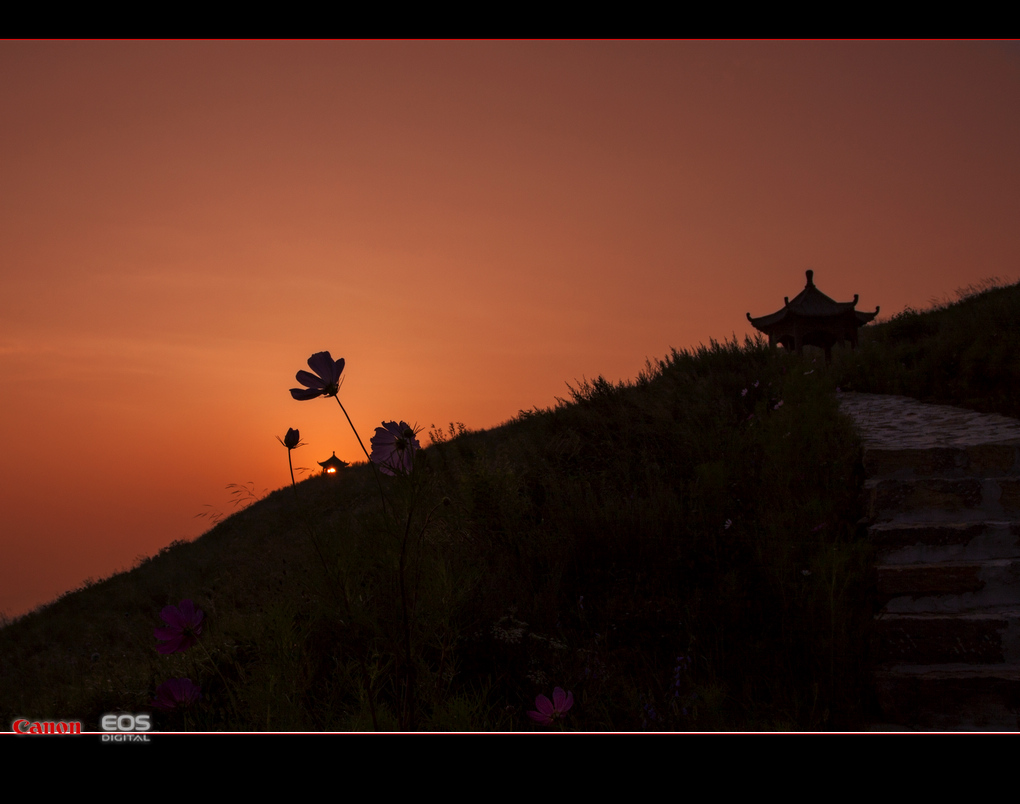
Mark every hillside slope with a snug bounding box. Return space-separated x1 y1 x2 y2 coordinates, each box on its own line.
2 337 874 731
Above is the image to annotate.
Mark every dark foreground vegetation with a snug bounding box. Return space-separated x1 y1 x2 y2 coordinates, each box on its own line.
3 277 1016 731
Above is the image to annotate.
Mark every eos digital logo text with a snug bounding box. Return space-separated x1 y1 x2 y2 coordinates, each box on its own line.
100 713 152 742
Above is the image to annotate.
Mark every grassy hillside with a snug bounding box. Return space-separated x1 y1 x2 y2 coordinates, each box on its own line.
1 336 876 731
12 281 1014 731
833 277 1020 419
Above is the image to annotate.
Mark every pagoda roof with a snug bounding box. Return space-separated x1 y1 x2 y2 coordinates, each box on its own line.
318 451 349 470
747 270 879 330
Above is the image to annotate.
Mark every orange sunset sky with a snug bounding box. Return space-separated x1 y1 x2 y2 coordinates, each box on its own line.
2 40 1019 619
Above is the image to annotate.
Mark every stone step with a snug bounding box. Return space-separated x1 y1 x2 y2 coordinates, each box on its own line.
873 664 1020 730
877 559 1020 611
873 608 1020 666
864 444 1020 480
869 521 1020 564
867 478 1020 521
839 393 1020 728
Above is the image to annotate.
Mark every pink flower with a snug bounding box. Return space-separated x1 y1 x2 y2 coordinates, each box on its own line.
291 351 345 401
154 599 204 655
370 421 422 476
151 678 201 711
528 687 574 725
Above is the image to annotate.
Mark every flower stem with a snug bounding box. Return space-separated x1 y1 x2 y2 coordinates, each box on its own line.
335 397 371 462
284 447 343 607
334 396 391 519
398 501 414 729
196 637 241 723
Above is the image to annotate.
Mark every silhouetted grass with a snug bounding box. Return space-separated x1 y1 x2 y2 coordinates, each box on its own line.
1 336 875 731
832 277 1020 419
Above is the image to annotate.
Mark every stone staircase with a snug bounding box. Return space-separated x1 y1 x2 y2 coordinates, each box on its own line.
837 392 1020 730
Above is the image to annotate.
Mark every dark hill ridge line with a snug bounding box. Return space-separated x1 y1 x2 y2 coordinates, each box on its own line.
7 277 1020 730
2 335 873 730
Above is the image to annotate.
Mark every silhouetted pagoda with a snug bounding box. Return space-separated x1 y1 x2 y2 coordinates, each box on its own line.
318 452 348 475
746 270 879 363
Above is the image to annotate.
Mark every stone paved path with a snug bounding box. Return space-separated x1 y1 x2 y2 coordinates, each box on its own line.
837 393 1020 451
837 392 1020 731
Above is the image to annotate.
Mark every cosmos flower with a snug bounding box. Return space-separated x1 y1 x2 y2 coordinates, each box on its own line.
151 678 201 712
528 687 574 725
290 351 345 401
370 421 422 476
154 599 204 655
277 428 301 449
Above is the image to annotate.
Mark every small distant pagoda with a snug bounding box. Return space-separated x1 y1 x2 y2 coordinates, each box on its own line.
746 270 879 363
318 452 349 476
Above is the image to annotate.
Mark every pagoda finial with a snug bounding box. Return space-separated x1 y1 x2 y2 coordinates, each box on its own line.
805 269 814 287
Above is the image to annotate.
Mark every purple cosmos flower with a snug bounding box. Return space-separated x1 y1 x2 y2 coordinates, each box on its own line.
290 351 345 401
370 421 422 476
277 428 301 449
154 599 204 655
151 678 201 712
528 687 574 725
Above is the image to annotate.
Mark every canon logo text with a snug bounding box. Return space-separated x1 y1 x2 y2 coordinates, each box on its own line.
12 719 82 735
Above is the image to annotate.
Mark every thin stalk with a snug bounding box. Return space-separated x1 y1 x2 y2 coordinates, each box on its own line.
328 396 423 730
410 500 446 623
283 442 378 729
195 637 241 723
286 448 338 600
334 396 391 520
398 483 417 730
